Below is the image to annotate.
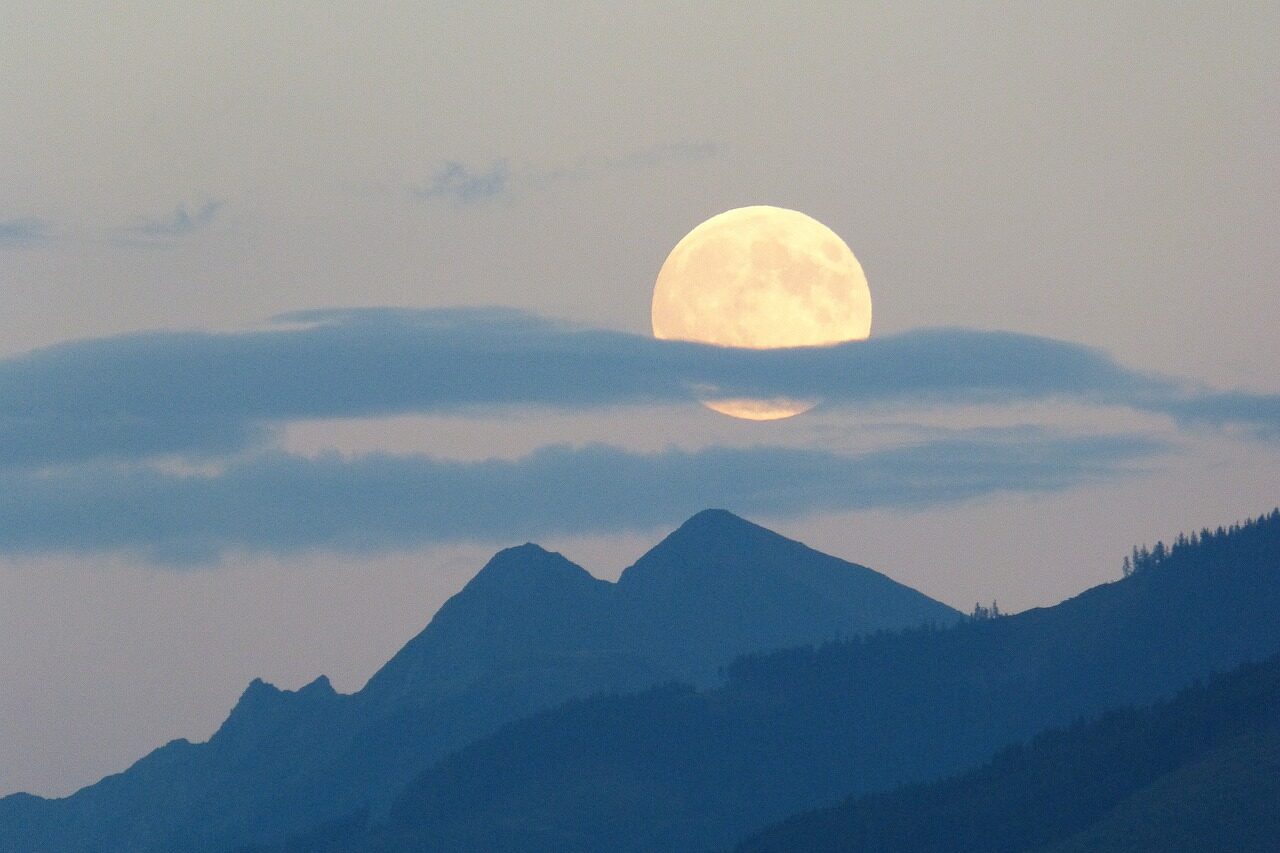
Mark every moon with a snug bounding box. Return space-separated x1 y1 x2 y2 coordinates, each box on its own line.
651 205 871 420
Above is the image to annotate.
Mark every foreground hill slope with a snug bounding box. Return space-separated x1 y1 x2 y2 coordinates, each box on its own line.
310 510 1280 852
0 510 956 853
740 651 1280 852
1044 728 1280 853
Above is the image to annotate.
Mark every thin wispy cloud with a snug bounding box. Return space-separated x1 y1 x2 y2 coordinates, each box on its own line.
411 141 719 205
119 200 223 243
0 306 1276 471
0 432 1162 563
0 218 54 248
411 162 511 205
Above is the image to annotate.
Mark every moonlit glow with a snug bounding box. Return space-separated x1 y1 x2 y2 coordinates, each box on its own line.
652 205 872 419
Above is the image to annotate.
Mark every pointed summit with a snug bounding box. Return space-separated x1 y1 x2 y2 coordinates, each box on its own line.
640 508 795 559
664 508 770 542
676 507 756 532
618 508 819 589
214 676 342 749
618 509 961 681
463 542 596 595
360 543 617 708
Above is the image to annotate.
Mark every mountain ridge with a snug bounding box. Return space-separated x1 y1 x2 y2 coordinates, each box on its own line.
0 510 959 853
306 509 1280 852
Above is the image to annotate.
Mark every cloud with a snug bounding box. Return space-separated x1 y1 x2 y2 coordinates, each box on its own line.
3 306 1268 562
411 162 511 205
0 218 54 248
119 200 223 241
0 432 1162 563
0 307 1276 470
411 141 719 204
1160 390 1280 440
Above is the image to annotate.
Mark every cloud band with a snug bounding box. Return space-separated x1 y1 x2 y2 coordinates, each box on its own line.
0 433 1161 562
2 307 1272 471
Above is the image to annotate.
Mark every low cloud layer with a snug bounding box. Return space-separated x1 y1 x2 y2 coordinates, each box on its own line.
1 306 1273 561
1 307 1274 471
0 432 1161 563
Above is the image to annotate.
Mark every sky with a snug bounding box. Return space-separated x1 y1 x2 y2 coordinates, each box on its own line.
1 2 1278 797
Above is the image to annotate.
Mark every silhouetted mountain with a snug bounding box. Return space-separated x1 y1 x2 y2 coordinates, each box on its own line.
299 510 1280 852
739 651 1280 852
618 510 959 682
362 543 624 710
0 511 957 852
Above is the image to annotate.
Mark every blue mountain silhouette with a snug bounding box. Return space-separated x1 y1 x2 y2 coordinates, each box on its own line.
0 510 958 852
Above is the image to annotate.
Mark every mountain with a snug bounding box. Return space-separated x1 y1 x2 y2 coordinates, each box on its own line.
616 509 962 683
299 510 1280 852
739 651 1280 852
366 510 957 700
360 543 626 710
0 510 957 853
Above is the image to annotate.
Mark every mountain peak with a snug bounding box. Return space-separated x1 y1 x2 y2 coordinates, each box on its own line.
620 510 805 585
359 542 614 706
240 677 281 702
298 674 335 696
497 541 551 558
213 675 343 748
465 543 595 593
658 508 778 548
626 509 791 570
676 508 756 534
616 510 960 675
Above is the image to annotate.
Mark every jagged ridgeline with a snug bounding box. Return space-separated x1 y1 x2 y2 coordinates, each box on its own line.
0 510 958 853
269 508 1280 852
5 509 1277 853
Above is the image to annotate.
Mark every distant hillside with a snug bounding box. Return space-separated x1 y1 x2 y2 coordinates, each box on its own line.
0 510 956 853
740 651 1280 852
302 510 1280 852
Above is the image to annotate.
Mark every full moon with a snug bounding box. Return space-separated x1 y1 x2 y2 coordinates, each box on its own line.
651 205 871 420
